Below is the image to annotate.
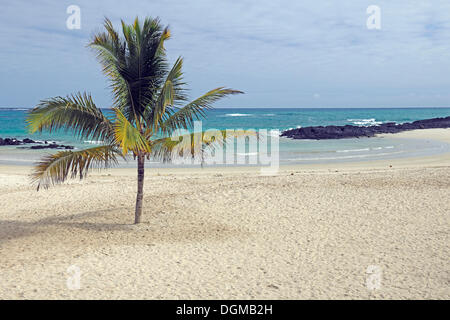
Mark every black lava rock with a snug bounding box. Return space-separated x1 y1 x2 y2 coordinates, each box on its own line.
30 143 74 150
0 137 74 149
1 138 21 145
22 138 36 144
281 116 450 140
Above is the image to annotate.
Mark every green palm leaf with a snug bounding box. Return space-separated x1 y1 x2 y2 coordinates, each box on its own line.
151 56 187 130
151 129 256 161
32 145 121 190
160 87 243 134
27 92 114 142
113 108 151 155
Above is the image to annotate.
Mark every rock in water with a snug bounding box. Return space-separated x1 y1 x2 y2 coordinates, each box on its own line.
2 138 21 145
30 143 74 150
0 137 74 149
22 138 36 144
281 116 450 140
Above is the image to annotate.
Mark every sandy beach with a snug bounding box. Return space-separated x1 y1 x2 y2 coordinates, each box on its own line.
0 129 449 299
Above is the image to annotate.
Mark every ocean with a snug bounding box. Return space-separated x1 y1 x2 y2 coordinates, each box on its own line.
1 107 450 166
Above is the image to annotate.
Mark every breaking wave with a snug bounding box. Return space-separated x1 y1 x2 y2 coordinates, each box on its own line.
347 118 383 126
224 113 252 117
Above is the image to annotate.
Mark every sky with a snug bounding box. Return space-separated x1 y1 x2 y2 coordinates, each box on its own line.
1 0 450 108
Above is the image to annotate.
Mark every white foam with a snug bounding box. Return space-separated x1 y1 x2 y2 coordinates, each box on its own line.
337 145 395 153
337 148 370 153
347 118 382 126
225 113 252 117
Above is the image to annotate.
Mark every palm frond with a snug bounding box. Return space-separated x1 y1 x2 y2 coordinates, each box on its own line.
150 57 187 131
160 87 243 134
113 108 151 155
32 145 121 190
157 26 171 53
89 21 133 119
27 92 114 142
151 129 256 162
90 17 170 122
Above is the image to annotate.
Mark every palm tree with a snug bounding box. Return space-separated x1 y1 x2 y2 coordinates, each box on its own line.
26 17 242 224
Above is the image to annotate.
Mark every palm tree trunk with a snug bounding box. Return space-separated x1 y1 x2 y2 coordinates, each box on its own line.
134 153 145 224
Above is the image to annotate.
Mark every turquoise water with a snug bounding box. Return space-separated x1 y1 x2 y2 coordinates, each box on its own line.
200 107 450 131
1 107 450 140
1 107 449 166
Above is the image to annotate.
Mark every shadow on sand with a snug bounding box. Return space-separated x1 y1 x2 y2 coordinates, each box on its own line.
0 207 246 248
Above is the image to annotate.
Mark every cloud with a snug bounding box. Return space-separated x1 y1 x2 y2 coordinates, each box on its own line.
1 0 450 108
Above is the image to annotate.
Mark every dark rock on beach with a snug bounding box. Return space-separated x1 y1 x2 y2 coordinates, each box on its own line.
0 137 74 149
22 138 36 144
0 138 21 145
0 137 35 146
281 116 450 140
29 143 74 150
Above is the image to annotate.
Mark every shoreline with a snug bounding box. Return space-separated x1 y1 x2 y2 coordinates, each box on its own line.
0 128 450 173
1 129 449 175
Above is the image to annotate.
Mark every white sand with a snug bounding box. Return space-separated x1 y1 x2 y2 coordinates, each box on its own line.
0 129 449 299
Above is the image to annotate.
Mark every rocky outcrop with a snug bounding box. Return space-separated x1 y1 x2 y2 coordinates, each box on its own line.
0 138 22 145
29 143 74 150
281 116 450 140
22 138 36 144
0 137 74 149
1 137 30 146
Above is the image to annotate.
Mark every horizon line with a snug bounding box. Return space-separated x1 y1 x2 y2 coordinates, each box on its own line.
2 106 450 110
